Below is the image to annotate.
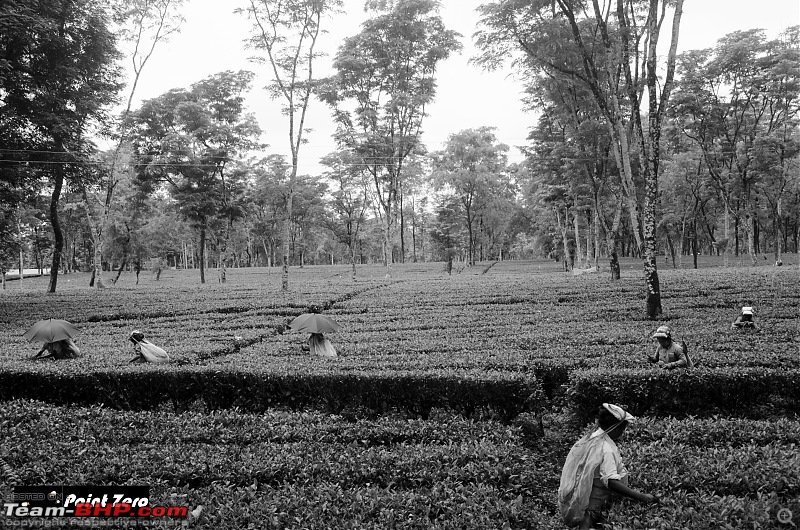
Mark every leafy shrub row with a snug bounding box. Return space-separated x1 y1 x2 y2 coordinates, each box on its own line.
566 367 800 422
2 363 797 422
604 419 800 530
2 400 797 530
0 368 544 422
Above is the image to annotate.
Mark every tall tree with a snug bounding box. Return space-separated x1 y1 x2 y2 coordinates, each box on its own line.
477 0 684 318
240 0 341 291
431 127 509 266
83 0 184 289
522 78 624 277
249 154 292 268
130 71 262 283
318 0 461 269
0 0 123 292
670 27 800 266
321 150 369 280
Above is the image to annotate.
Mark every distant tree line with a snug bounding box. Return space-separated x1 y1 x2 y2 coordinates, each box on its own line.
1 0 798 318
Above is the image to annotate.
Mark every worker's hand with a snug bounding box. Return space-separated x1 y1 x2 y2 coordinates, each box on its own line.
658 360 665 367
640 493 658 504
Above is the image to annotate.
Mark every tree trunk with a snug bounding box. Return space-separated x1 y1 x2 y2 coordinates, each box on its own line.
584 208 592 266
746 213 757 266
282 189 292 290
606 107 644 255
466 207 475 267
641 0 684 319
48 150 65 293
351 245 357 282
87 206 105 289
399 179 405 263
199 226 207 284
723 205 730 267
555 207 573 271
666 233 676 268
643 184 661 318
573 208 582 269
112 223 132 285
607 204 621 280
412 221 417 262
678 208 688 269
593 207 600 268
17 207 24 285
383 204 392 269
776 198 783 264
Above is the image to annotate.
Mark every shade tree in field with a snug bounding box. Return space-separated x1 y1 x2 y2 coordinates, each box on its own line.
476 0 685 318
249 154 292 268
81 0 185 290
751 133 800 264
670 27 800 266
429 195 467 267
129 70 262 283
239 0 342 291
287 175 329 267
405 193 431 264
431 127 510 267
0 208 18 288
320 150 370 280
0 0 123 292
318 0 462 269
657 151 705 269
521 79 625 277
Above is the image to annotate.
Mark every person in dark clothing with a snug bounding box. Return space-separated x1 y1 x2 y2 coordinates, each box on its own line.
648 325 689 369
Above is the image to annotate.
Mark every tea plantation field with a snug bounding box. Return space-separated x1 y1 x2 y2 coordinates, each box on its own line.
0 258 797 529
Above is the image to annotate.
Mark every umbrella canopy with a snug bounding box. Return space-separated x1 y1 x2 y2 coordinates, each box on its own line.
23 319 79 343
288 313 340 334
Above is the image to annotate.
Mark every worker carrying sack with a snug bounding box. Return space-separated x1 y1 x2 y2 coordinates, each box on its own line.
129 330 170 364
558 430 607 526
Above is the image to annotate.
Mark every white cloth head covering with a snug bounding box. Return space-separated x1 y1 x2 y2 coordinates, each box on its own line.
742 306 753 315
603 403 636 423
652 325 671 339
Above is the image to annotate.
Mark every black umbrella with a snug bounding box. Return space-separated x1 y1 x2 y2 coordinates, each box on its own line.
288 314 341 334
23 319 79 343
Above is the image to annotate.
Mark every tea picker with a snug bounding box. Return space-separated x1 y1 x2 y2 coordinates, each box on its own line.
24 318 82 360
731 306 758 330
648 325 692 369
288 313 339 357
128 330 170 364
559 404 659 529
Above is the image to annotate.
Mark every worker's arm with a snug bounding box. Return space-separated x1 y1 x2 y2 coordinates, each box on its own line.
647 347 659 364
607 479 657 503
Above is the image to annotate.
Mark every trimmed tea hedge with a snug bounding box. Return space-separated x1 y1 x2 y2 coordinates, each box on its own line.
0 367 545 422
566 367 800 421
1 401 797 530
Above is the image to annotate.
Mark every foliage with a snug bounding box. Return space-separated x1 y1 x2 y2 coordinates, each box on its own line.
431 127 512 266
0 400 796 529
129 70 262 282
566 367 800 424
0 0 124 292
318 0 462 266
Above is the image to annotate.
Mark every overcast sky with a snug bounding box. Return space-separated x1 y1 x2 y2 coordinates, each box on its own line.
121 0 800 174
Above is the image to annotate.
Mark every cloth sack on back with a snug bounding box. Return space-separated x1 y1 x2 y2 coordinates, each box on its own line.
138 340 170 363
558 431 607 526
